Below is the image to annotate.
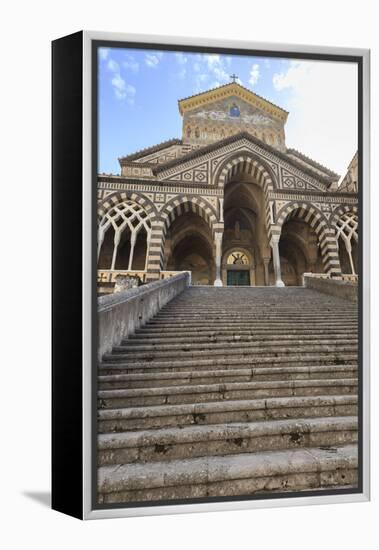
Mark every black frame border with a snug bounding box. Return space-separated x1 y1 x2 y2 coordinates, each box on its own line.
52 30 84 519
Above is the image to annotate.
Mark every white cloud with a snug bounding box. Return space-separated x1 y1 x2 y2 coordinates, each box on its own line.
249 63 260 86
107 58 120 73
145 52 163 68
123 55 139 73
174 52 188 79
191 54 230 91
107 57 136 104
204 54 229 82
99 48 109 61
273 60 357 177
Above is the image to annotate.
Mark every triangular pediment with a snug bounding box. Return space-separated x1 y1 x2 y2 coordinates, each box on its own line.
178 82 288 124
154 133 332 193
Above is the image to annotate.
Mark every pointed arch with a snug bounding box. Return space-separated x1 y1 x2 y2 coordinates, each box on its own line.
215 151 279 240
215 150 278 193
97 191 156 221
329 205 358 229
160 195 218 238
97 200 152 271
276 202 342 278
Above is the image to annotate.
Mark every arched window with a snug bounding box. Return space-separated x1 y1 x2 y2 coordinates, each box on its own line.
226 251 249 265
335 212 358 275
98 200 152 271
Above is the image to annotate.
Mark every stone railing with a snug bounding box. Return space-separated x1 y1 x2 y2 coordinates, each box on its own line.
302 272 358 285
160 270 192 283
303 273 358 303
98 271 191 360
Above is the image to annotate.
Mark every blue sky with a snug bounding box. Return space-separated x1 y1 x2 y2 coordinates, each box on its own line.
98 47 357 179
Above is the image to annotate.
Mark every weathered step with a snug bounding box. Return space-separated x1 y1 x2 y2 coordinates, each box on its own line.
155 310 356 318
142 321 358 331
99 354 357 374
98 416 357 466
98 365 358 390
148 315 352 327
98 378 358 408
98 394 358 433
127 331 358 345
97 443 358 503
104 343 358 362
114 338 358 355
162 304 357 310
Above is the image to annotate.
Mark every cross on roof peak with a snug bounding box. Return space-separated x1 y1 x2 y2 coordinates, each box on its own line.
230 73 239 83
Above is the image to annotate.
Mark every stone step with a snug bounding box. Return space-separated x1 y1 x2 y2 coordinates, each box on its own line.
104 343 358 362
156 308 356 315
99 354 357 374
128 330 357 344
98 416 358 466
163 303 357 308
149 315 356 324
115 338 358 355
135 325 358 336
98 378 357 408
98 395 358 433
98 365 358 390
97 443 358 503
142 321 358 330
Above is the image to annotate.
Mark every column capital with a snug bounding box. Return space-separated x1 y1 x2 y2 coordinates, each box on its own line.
214 232 223 244
270 234 281 246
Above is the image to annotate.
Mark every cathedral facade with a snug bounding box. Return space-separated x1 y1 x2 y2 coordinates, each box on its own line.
97 82 358 292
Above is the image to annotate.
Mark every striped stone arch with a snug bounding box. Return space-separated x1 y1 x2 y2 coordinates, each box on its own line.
144 196 218 281
275 202 327 228
275 202 342 278
215 151 278 193
160 195 218 238
215 151 278 236
97 191 156 221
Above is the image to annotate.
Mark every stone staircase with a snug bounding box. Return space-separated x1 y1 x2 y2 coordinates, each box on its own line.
97 287 358 504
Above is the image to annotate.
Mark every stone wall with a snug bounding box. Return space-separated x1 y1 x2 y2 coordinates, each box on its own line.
304 274 358 303
97 271 190 360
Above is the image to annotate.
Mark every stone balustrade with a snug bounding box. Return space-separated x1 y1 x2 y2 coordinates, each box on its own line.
303 273 358 302
98 271 191 360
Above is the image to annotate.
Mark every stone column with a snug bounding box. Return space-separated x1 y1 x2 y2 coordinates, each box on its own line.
144 231 151 271
263 258 270 286
110 231 120 271
145 221 165 282
97 229 104 261
270 235 285 287
127 232 137 271
214 232 223 286
345 240 356 275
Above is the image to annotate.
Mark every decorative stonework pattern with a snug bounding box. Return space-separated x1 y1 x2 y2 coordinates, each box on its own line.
155 138 329 194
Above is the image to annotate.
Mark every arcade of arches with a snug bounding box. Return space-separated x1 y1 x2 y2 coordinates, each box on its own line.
97 187 358 287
